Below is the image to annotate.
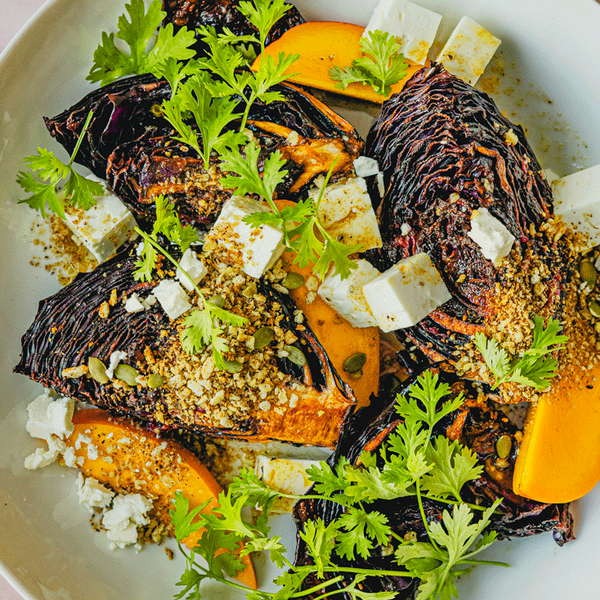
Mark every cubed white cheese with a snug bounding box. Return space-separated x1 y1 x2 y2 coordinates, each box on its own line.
205 195 285 279
364 0 442 65
152 279 192 320
124 293 145 313
552 163 600 252
106 349 127 379
363 252 451 332
311 177 382 253
77 475 115 512
436 16 501 85
353 156 380 178
63 176 138 263
468 207 515 264
24 446 60 470
26 391 74 441
255 456 321 513
318 259 380 328
176 248 208 292
102 494 153 548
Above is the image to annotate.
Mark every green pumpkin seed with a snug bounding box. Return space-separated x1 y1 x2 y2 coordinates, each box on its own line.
495 434 512 459
580 260 598 288
208 294 225 308
148 373 165 388
115 364 139 386
283 345 307 367
343 352 367 373
88 357 108 384
223 358 243 374
253 326 275 349
242 282 257 298
282 272 305 290
589 300 600 318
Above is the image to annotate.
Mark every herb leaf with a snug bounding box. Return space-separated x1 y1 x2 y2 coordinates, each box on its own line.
87 0 196 86
17 111 103 219
474 315 568 390
330 30 408 97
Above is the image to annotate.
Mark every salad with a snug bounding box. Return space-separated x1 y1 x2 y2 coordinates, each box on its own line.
1 1 600 600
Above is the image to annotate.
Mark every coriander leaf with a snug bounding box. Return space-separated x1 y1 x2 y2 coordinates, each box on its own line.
17 111 102 219
170 492 209 541
473 331 510 382
344 464 413 503
311 232 361 281
87 0 196 85
249 52 300 104
341 575 398 600
336 507 392 560
228 467 281 507
209 491 257 539
196 525 247 580
237 0 292 51
329 30 408 97
173 565 207 600
531 313 569 353
181 308 214 354
421 437 483 501
298 518 339 578
306 458 352 503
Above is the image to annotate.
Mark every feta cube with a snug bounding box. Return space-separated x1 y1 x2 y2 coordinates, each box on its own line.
26 391 74 441
468 207 515 264
124 293 145 313
363 252 451 332
437 16 501 85
176 248 208 292
364 0 442 65
552 164 600 251
152 279 192 320
63 176 138 263
311 177 382 252
205 195 285 279
255 456 321 513
102 493 153 548
318 259 380 328
353 156 380 178
77 475 115 512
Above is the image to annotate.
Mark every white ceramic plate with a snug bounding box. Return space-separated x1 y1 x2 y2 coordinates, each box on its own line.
1 1 600 599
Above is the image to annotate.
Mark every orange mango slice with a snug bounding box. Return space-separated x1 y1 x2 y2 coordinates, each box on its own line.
66 409 257 589
251 21 423 103
513 363 600 503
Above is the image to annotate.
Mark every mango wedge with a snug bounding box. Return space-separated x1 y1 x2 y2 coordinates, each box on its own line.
66 409 257 590
251 21 422 104
513 363 600 503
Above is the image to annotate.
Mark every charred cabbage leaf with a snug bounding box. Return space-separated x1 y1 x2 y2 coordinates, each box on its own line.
292 369 574 600
15 246 354 448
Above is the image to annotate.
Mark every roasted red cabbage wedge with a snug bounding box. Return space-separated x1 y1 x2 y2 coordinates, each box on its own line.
364 63 572 363
292 370 574 600
44 78 363 226
162 0 305 59
14 246 355 448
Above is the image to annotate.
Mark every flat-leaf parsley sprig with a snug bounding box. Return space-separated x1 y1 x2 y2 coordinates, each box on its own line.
87 0 196 86
474 315 568 391
170 370 508 600
17 110 103 219
330 30 408 97
134 196 247 372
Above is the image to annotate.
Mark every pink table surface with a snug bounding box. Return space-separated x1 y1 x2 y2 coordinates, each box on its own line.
0 1 48 597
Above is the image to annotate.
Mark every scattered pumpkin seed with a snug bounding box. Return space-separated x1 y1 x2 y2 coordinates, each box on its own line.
403 531 418 542
223 358 243 374
589 300 600 319
208 294 225 308
88 357 108 384
253 326 275 349
115 364 139 386
348 368 363 380
580 260 598 288
283 345 307 367
148 373 165 388
495 434 512 459
242 282 257 298
282 272 305 290
343 352 367 373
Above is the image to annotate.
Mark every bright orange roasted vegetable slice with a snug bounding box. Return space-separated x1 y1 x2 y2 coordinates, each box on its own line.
251 21 423 103
64 409 257 589
513 363 600 503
